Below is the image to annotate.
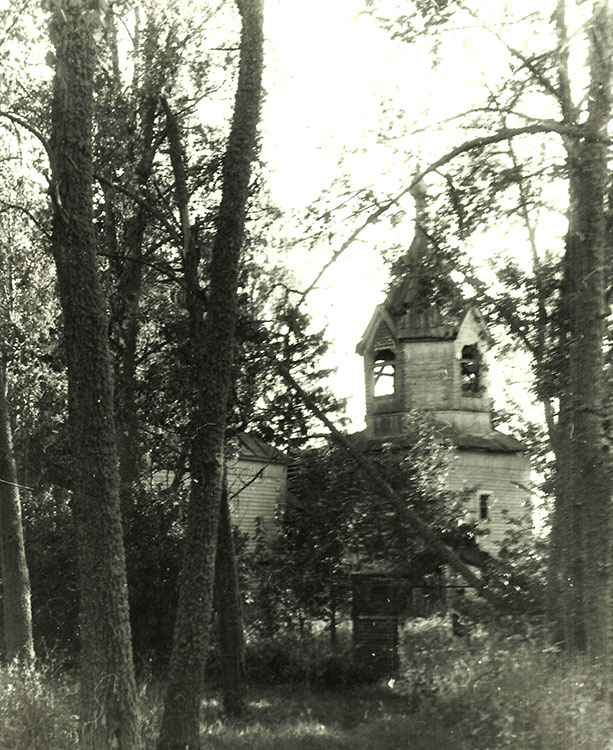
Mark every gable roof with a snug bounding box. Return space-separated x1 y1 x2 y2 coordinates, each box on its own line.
237 432 287 464
357 301 492 354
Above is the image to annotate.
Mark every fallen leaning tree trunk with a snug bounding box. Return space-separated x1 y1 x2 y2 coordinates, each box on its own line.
276 361 500 610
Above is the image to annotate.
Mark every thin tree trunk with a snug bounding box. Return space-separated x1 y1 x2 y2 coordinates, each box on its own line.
215 474 247 717
0 359 33 662
157 2 264 747
48 4 142 747
110 93 159 518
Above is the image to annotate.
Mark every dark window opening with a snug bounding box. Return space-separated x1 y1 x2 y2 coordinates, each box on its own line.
479 493 490 521
373 348 395 397
461 344 482 395
370 583 391 604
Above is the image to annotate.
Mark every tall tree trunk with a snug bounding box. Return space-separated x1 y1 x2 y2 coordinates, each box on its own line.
547 234 586 653
566 0 613 666
215 474 247 718
330 588 338 653
157 2 264 748
549 393 586 653
114 216 143 516
48 4 142 747
545 0 613 662
0 359 33 662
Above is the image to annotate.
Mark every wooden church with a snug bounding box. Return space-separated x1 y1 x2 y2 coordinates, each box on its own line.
355 182 530 555
351 182 531 673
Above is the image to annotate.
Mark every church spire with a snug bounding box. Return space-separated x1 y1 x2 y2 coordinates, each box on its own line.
386 173 462 324
407 175 428 261
387 173 433 314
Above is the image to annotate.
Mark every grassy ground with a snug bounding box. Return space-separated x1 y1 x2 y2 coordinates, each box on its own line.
141 684 460 750
0 663 461 750
4 620 613 749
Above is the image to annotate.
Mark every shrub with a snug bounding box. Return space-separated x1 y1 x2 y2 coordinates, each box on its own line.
242 628 370 687
0 662 78 750
398 616 613 749
459 643 613 750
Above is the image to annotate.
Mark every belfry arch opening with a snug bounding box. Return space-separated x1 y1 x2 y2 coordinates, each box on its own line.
460 344 482 396
373 348 396 398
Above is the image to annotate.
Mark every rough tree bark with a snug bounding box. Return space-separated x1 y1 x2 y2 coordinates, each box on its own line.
215 474 247 717
48 3 142 747
567 1 613 666
0 358 33 662
547 0 613 663
544 0 585 656
156 2 264 748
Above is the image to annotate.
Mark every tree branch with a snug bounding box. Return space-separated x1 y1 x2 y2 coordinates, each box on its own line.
95 173 183 246
302 122 581 297
0 203 51 240
0 110 53 168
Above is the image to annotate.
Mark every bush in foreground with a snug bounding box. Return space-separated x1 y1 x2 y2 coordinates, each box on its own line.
399 615 613 749
4 624 613 750
0 662 78 750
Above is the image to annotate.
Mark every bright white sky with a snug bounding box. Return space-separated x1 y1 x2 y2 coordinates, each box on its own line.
259 0 557 428
5 0 571 431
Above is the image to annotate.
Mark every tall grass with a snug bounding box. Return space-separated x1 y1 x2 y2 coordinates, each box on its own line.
0 661 78 750
3 625 613 749
398 615 613 750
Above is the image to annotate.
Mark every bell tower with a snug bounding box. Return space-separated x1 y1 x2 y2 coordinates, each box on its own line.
357 181 493 439
356 180 531 552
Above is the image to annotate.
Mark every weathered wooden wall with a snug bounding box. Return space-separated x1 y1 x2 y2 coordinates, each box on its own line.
226 455 286 543
150 434 287 547
445 450 531 553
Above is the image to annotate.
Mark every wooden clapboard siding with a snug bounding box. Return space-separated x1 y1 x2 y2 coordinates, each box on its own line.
226 455 286 543
149 433 287 547
401 340 455 411
445 449 531 553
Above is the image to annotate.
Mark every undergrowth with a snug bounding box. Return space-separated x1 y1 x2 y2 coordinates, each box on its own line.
0 661 78 750
398 615 613 750
2 623 613 749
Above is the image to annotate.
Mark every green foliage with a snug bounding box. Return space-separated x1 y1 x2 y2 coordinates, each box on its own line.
483 509 548 621
241 519 293 639
3 638 613 750
0 662 78 750
277 412 472 581
141 680 459 750
242 631 368 688
399 614 482 703
239 414 477 647
123 488 184 675
22 489 78 661
399 616 613 750
365 0 456 56
232 292 346 452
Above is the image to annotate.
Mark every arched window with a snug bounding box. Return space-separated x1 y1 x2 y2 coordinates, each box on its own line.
373 348 395 397
460 344 482 395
